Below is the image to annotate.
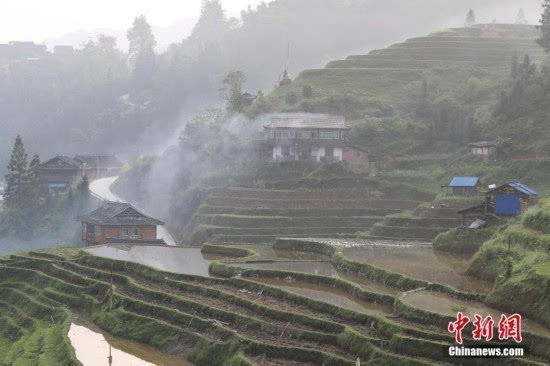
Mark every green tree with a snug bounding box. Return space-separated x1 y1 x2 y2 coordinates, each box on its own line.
511 53 519 80
127 15 157 88
465 9 476 26
302 85 313 98
4 136 28 209
285 91 298 105
415 78 431 118
537 0 550 52
26 154 42 208
221 71 245 113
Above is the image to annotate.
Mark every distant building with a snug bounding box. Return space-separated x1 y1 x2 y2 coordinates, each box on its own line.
485 182 537 216
39 154 123 191
39 156 86 191
469 141 496 159
78 202 165 246
74 155 123 179
443 177 482 196
241 92 257 107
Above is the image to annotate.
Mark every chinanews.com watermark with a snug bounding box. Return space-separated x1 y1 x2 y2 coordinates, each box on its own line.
444 312 528 359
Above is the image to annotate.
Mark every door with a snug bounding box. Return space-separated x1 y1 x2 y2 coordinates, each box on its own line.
495 194 521 216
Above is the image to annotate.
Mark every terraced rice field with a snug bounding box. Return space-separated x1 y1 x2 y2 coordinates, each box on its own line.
1 240 549 365
185 187 422 245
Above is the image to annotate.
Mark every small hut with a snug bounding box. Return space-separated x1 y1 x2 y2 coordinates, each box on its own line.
485 182 537 216
469 141 496 159
442 177 482 196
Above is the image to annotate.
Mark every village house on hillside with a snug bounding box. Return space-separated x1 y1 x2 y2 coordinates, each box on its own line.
39 156 86 191
263 113 369 172
78 202 165 246
469 141 497 159
458 181 538 225
442 177 482 196
39 154 123 191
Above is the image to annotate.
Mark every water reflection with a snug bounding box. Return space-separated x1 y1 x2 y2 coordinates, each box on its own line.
342 246 492 293
68 323 190 365
85 245 212 276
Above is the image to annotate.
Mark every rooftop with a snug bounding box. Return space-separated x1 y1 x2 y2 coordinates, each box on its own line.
449 177 480 187
74 155 123 169
469 141 497 148
78 202 165 226
264 113 348 129
487 182 538 196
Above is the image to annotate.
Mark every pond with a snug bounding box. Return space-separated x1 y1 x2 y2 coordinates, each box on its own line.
402 290 550 337
69 322 190 365
85 245 212 276
342 245 493 294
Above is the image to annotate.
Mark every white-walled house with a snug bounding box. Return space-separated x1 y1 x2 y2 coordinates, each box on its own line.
264 114 351 163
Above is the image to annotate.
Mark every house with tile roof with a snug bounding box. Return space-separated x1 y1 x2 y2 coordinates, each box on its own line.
78 201 166 246
263 113 368 168
39 155 86 191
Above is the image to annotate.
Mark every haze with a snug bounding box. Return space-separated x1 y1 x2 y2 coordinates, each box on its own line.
1 0 542 50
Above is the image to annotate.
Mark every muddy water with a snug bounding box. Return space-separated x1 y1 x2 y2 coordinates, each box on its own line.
89 177 176 246
69 323 190 366
205 245 328 261
402 290 550 337
230 261 339 277
342 245 492 294
337 271 402 296
250 277 392 315
85 245 211 276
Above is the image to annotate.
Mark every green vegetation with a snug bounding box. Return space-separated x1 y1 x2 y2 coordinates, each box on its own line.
467 200 550 328
434 226 499 254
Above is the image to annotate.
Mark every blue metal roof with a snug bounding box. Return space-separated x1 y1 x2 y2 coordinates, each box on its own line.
449 177 480 187
49 183 67 188
507 182 538 196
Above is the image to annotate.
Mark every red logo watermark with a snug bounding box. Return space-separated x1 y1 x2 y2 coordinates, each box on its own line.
448 313 522 344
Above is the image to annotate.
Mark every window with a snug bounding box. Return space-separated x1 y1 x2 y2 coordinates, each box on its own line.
121 228 130 237
298 131 313 139
275 130 295 139
131 228 139 236
319 131 339 139
86 224 95 234
94 226 101 236
340 131 348 139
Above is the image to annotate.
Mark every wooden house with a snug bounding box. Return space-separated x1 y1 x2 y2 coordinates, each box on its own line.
442 177 482 196
78 202 165 246
74 155 123 179
469 141 497 159
485 182 537 216
39 156 85 191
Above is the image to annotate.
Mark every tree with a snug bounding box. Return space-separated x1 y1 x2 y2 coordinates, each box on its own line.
302 85 313 98
4 136 28 209
415 78 431 118
516 8 528 25
26 154 42 207
127 15 157 88
537 0 550 52
465 9 476 26
511 53 519 80
191 0 229 44
285 91 298 105
220 71 245 113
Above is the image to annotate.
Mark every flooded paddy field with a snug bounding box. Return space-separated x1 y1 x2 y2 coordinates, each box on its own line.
402 290 550 337
69 322 189 366
342 244 493 293
230 260 339 277
85 245 212 276
249 277 393 314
